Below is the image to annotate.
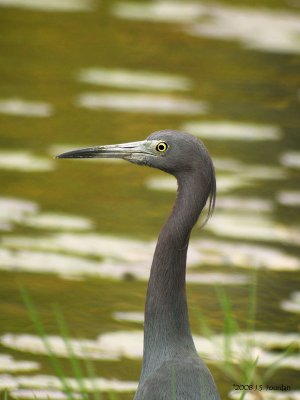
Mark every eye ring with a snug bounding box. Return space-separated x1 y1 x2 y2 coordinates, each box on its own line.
156 141 168 153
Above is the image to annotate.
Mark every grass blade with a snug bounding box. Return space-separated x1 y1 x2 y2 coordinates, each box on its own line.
53 305 89 399
19 284 74 400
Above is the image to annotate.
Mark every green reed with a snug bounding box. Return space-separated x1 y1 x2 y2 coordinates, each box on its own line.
196 271 295 400
17 273 294 400
20 285 102 400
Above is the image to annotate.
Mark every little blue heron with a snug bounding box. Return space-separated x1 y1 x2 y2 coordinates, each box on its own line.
57 130 220 400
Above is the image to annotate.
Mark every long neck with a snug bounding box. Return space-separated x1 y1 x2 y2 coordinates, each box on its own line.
140 171 208 382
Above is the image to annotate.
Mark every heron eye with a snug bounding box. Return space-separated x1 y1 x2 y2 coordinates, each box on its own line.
156 142 168 153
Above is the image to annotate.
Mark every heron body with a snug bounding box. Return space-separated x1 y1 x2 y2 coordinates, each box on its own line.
58 130 220 400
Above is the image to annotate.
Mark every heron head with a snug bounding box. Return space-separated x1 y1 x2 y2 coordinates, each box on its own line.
57 129 216 223
57 130 212 176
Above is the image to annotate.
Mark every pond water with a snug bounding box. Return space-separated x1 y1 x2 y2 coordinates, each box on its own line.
1 0 300 399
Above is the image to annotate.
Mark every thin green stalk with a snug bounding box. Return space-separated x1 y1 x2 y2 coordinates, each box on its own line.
239 357 258 400
215 286 239 378
194 308 213 338
108 390 118 400
247 271 257 334
262 343 295 382
81 356 102 400
53 304 88 399
19 284 74 400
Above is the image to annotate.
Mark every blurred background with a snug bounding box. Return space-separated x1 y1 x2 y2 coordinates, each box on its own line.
0 0 300 399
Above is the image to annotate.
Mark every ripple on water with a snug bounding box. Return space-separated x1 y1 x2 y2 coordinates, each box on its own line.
112 2 203 22
113 1 300 54
10 390 82 400
205 212 300 246
0 197 38 231
0 197 94 232
192 239 300 272
0 151 54 172
186 4 300 54
280 291 300 314
229 390 300 400
76 92 208 115
0 333 119 361
113 311 144 323
0 354 39 372
1 375 137 398
0 98 52 117
1 330 299 369
0 0 94 12
146 175 256 194
280 151 300 169
77 67 191 91
277 191 300 207
0 240 250 283
0 248 103 280
145 159 286 194
182 121 282 141
216 197 273 212
2 232 300 277
22 213 93 231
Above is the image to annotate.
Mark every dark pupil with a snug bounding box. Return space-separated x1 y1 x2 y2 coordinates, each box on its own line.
158 144 165 151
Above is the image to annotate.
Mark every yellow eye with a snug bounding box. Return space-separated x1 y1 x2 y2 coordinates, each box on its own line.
156 142 168 153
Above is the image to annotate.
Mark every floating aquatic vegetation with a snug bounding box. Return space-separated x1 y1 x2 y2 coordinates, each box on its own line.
280 292 300 314
2 330 299 370
113 2 300 54
77 68 191 91
280 151 300 169
182 121 282 141
0 98 52 117
0 0 94 12
0 354 39 372
76 92 207 115
0 151 54 172
277 191 300 207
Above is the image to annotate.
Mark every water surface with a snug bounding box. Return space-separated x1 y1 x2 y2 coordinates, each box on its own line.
1 0 300 398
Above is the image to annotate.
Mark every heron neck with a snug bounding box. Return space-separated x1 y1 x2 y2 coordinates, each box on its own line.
140 171 207 381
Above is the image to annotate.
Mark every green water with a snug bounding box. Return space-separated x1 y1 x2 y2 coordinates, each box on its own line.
1 0 300 399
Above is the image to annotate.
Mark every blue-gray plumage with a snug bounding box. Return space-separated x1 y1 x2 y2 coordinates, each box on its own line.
57 130 220 400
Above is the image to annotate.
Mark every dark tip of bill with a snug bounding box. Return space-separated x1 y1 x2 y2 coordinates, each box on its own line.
56 150 85 159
